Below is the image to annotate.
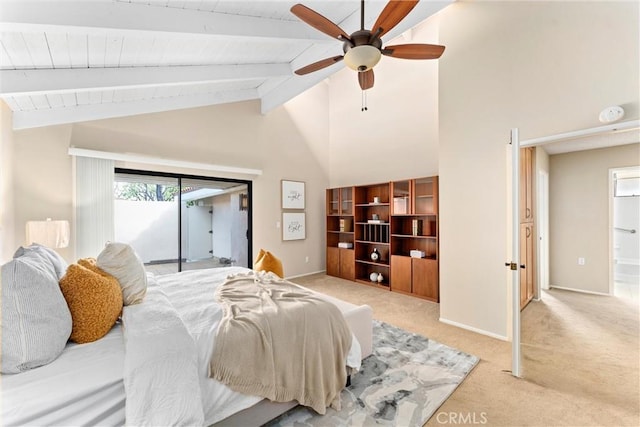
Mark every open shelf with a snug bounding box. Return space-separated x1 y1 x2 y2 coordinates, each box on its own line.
327 177 438 302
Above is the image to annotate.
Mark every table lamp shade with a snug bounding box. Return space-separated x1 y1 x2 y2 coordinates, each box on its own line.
26 219 70 248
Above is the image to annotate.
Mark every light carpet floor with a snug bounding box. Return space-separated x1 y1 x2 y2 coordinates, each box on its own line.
292 274 639 427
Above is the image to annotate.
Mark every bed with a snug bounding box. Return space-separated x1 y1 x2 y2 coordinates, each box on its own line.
2 260 373 426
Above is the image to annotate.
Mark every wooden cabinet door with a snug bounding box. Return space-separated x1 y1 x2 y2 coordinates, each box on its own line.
413 258 439 301
519 223 534 309
391 255 412 293
340 187 353 215
520 147 534 223
327 247 340 277
327 189 339 216
525 224 535 302
340 249 355 281
327 247 355 280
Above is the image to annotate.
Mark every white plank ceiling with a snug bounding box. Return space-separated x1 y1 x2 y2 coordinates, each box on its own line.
0 0 452 129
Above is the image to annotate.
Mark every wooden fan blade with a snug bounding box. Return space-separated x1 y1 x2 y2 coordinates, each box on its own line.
382 43 445 59
358 69 374 90
291 4 350 41
372 0 419 38
294 55 344 75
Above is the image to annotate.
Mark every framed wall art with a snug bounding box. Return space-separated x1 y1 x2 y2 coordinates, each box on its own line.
281 180 305 210
282 212 305 241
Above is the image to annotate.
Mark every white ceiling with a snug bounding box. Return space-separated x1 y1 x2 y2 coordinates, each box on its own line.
0 0 452 130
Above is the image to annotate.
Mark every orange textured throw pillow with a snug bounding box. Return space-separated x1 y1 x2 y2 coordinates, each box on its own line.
253 249 284 278
59 264 123 344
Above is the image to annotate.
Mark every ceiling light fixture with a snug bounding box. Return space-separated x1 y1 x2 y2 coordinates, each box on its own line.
343 45 382 72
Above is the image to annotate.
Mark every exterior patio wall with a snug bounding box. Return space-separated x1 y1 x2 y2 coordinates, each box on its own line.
114 200 178 263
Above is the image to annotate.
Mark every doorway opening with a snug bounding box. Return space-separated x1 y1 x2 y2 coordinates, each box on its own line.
114 169 251 274
610 166 640 301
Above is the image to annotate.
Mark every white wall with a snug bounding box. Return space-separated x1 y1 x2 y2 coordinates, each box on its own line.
211 194 232 259
4 86 331 277
0 102 16 263
2 1 638 339
436 1 638 338
11 124 74 262
185 204 214 261
550 144 640 293
324 1 639 338
328 15 440 186
114 200 179 263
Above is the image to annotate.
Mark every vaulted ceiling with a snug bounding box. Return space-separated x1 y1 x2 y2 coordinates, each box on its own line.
0 0 452 130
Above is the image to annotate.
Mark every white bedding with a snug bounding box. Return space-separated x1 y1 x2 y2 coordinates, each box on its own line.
2 267 362 427
1 325 125 426
143 267 360 425
126 267 263 426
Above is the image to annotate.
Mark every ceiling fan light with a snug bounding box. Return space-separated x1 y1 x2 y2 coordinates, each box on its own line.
343 45 382 72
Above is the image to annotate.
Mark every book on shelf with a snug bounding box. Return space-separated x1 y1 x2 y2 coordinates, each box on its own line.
412 219 422 236
367 219 384 224
339 218 352 232
338 242 353 249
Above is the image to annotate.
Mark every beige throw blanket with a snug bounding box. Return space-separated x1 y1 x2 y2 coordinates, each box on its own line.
209 270 352 415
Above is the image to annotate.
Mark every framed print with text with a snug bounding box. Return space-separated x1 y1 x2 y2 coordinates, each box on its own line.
282 212 305 241
281 180 305 210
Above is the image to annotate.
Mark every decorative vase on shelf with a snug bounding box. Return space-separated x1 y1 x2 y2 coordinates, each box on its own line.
370 248 380 262
369 272 379 282
377 273 384 283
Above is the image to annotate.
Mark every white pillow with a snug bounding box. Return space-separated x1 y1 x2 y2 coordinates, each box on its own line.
1 251 72 374
14 243 68 280
97 242 147 305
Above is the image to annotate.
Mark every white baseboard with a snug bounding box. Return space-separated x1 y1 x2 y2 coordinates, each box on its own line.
549 285 610 296
286 270 326 280
439 317 508 341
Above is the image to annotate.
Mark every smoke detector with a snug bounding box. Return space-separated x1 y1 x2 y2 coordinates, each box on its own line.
599 106 625 123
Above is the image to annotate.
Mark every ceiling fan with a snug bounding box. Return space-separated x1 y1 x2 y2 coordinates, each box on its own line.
290 0 445 91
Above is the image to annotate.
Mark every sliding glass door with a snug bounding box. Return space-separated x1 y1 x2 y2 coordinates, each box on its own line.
181 178 249 271
114 170 251 275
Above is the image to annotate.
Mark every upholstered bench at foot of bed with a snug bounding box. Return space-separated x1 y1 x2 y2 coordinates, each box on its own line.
312 293 373 359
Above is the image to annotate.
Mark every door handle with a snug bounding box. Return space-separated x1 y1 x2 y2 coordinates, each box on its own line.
504 262 525 270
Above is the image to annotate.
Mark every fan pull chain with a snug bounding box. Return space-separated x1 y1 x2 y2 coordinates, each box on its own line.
361 90 368 112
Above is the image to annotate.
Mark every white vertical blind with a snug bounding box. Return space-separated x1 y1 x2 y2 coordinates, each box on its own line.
75 157 114 258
